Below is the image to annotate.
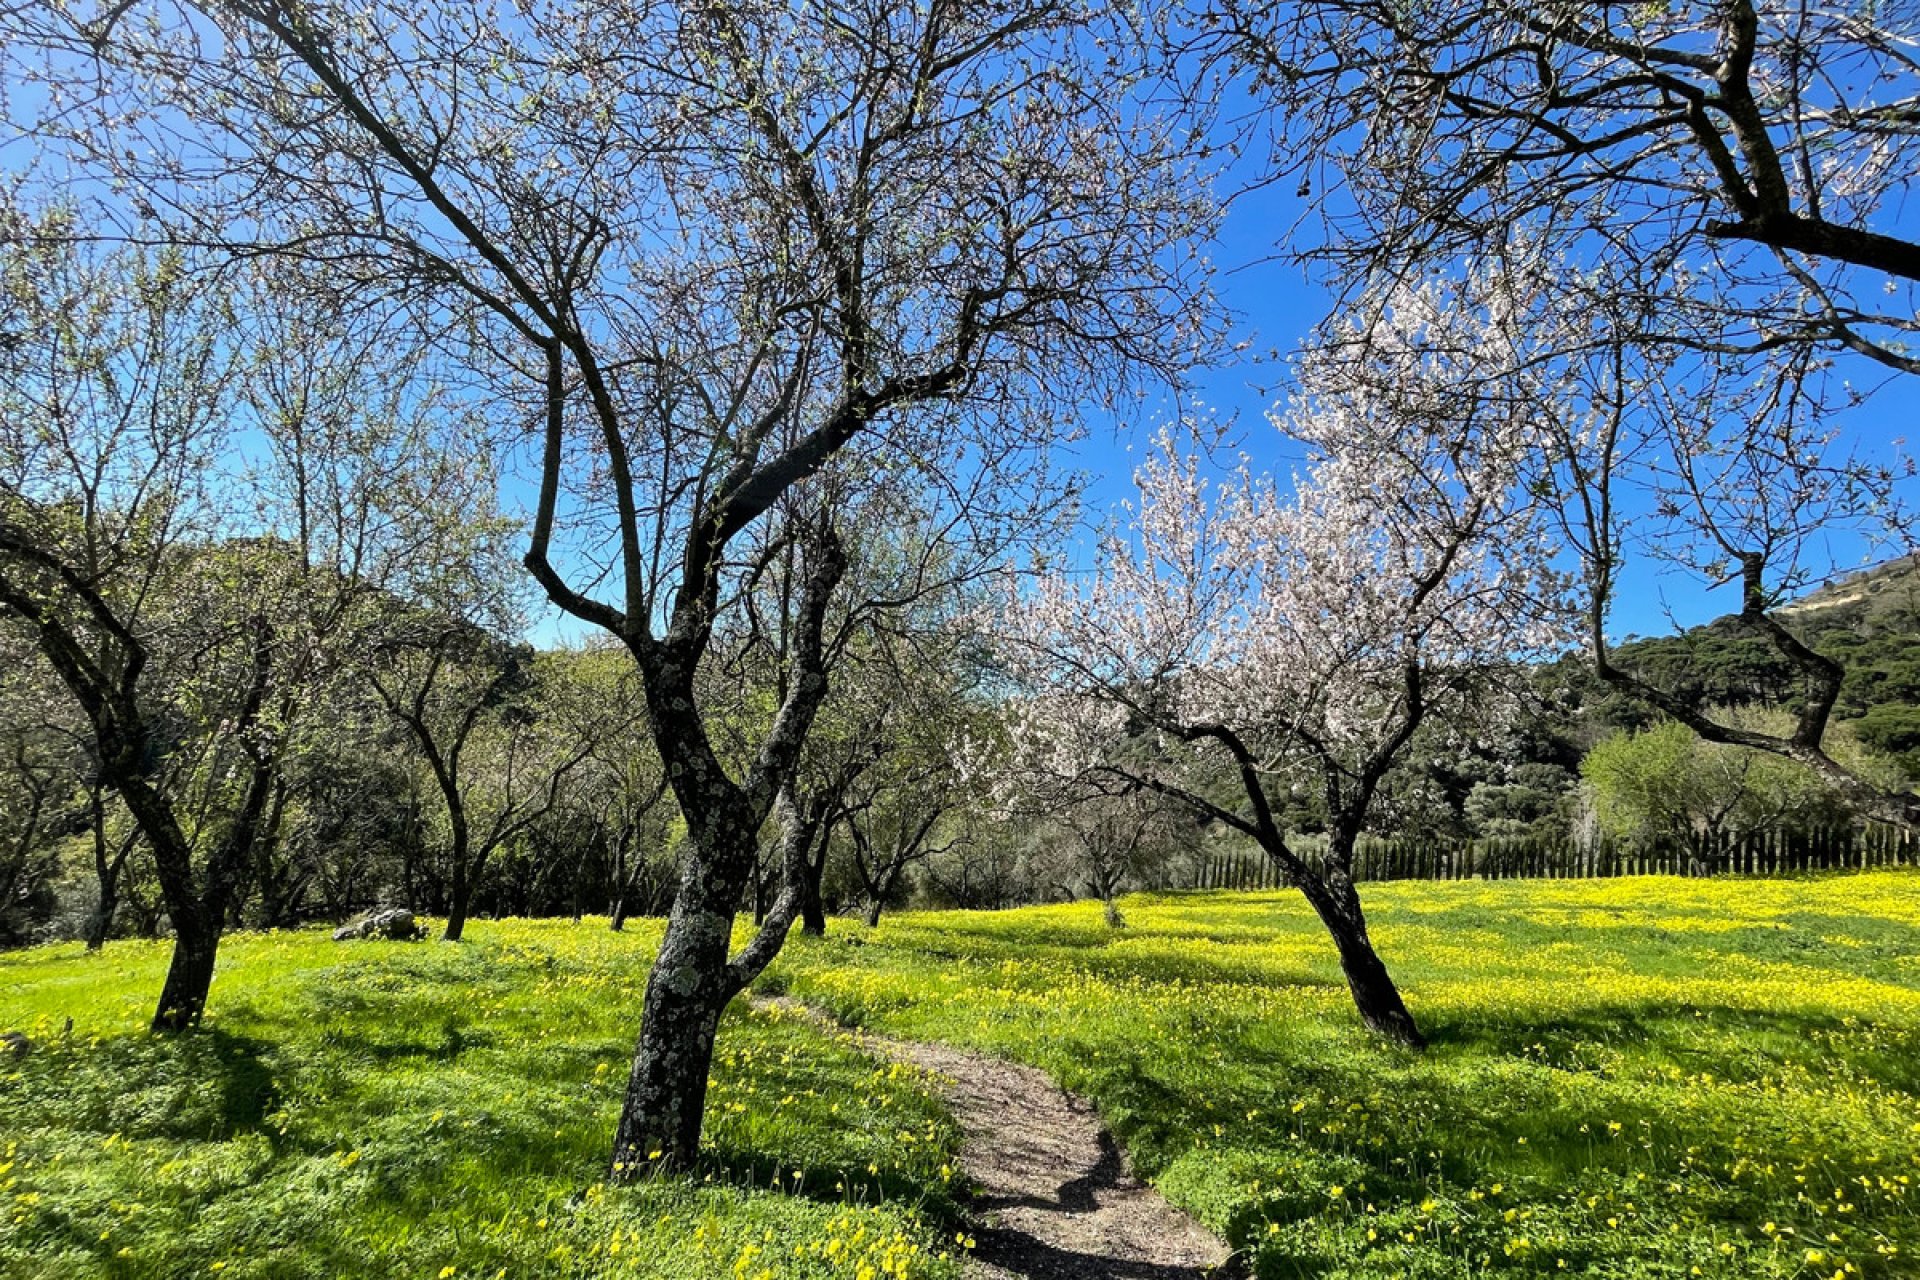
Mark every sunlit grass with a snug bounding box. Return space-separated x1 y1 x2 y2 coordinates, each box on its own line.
769 871 1920 1278
0 922 964 1280
5 871 1919 1277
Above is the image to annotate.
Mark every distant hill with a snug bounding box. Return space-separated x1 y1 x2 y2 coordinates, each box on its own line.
1780 552 1920 624
1595 555 1920 776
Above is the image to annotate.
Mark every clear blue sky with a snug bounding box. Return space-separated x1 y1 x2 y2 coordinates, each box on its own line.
1051 167 1920 646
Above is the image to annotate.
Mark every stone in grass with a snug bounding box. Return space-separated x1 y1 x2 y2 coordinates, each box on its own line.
1 1030 29 1057
332 907 427 942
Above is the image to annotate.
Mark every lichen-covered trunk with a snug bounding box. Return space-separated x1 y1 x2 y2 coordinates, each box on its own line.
1301 833 1423 1048
609 527 845 1175
609 822 750 1174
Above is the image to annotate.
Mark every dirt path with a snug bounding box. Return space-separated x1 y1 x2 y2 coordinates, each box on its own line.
757 998 1231 1279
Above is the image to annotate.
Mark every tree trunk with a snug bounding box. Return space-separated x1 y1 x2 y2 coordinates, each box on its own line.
442 814 471 942
609 826 749 1175
608 529 844 1176
798 814 830 936
800 866 827 936
1297 838 1423 1048
444 893 469 943
1101 891 1126 929
85 795 130 952
84 892 116 952
152 899 221 1032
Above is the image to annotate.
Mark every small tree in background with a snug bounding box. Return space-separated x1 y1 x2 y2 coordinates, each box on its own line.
1583 711 1898 867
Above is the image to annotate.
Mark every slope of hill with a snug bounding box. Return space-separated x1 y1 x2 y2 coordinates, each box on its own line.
1595 555 1920 774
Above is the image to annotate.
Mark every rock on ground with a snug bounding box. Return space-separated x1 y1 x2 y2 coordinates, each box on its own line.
332 908 426 942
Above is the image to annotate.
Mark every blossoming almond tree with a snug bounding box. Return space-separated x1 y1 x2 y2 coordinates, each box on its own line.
1193 0 1920 826
1324 246 1920 829
1000 283 1574 1045
7 0 1216 1167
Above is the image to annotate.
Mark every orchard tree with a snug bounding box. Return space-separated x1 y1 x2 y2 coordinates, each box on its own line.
0 645 82 945
1001 298 1571 1044
560 649 675 932
1327 250 1920 828
0 203 492 1024
720 481 1033 936
987 665 1200 926
15 0 1213 1167
0 213 263 1030
368 619 594 942
1034 784 1193 928
842 723 970 929
1198 1 1920 825
773 602 991 932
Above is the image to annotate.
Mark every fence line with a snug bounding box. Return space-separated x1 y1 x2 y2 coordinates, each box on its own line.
1166 821 1920 892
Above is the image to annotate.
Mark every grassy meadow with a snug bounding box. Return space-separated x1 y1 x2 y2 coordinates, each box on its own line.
4 871 1920 1278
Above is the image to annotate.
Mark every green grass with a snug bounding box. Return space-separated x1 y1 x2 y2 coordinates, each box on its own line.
0 925 965 1279
5 872 1920 1278
766 873 1920 1279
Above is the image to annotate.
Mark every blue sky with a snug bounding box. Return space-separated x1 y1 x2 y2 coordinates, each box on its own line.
1048 169 1920 646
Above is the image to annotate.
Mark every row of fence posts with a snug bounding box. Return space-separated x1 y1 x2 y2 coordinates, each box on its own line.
1171 821 1920 892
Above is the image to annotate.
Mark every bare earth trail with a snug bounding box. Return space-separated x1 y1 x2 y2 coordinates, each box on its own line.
756 998 1232 1279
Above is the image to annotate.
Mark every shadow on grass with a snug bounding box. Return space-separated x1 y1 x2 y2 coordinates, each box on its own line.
1416 999 1919 1088
1 1027 279 1141
694 1145 964 1218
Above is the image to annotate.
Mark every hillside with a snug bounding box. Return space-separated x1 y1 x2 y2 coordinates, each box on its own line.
1581 555 1920 774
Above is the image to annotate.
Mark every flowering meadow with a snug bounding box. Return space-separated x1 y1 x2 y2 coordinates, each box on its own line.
5 871 1920 1277
772 872 1920 1278
0 926 965 1280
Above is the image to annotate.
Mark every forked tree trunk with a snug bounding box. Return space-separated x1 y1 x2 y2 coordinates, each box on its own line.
610 892 631 931
1295 836 1423 1047
608 527 844 1176
861 859 894 929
